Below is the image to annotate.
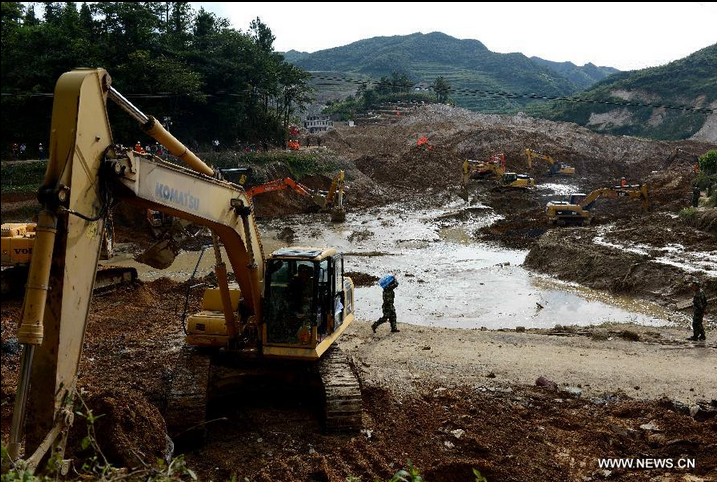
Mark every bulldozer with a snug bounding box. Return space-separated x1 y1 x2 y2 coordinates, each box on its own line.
526 148 575 176
462 155 535 189
7 68 360 470
545 183 650 226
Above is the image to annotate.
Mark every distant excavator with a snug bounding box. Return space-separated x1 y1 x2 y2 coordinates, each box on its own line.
246 171 346 222
545 183 650 226
526 148 575 176
462 154 535 189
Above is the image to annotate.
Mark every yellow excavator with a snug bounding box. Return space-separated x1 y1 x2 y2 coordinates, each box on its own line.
546 183 650 225
462 154 535 189
8 69 360 470
1 217 135 295
526 148 575 176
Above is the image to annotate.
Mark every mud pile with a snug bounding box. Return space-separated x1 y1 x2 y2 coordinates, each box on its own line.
237 386 717 482
524 229 716 304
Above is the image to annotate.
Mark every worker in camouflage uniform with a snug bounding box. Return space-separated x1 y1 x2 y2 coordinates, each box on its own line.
372 276 399 333
688 279 707 341
692 185 701 208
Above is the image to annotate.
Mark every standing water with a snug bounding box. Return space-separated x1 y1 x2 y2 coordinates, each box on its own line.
107 201 676 329
259 201 674 330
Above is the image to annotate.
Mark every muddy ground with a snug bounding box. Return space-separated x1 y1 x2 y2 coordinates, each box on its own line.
2 104 716 480
2 279 716 481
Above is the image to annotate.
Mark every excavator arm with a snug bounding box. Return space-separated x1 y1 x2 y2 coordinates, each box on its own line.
526 148 575 176
580 184 650 212
245 171 346 222
245 177 325 207
9 68 265 468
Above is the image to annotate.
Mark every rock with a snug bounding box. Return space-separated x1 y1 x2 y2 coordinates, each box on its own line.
308 445 316 455
563 386 583 397
515 326 526 333
480 326 488 331
277 227 295 243
451 429 465 439
422 345 431 350
1 338 20 356
689 405 700 418
486 372 496 378
361 429 373 439
639 422 661 431
443 440 455 449
536 376 558 391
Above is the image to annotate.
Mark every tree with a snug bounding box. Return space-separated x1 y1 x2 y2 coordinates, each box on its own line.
0 3 312 151
432 76 451 103
698 149 717 175
249 17 274 53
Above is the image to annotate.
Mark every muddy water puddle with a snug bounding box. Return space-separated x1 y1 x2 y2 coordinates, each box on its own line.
262 202 674 329
107 202 677 329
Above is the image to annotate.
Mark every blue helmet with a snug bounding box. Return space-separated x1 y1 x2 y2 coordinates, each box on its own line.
379 274 397 289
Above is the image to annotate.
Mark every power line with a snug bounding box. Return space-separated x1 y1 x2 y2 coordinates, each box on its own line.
2 74 713 114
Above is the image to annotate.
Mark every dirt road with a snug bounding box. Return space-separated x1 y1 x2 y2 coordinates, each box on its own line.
341 322 717 405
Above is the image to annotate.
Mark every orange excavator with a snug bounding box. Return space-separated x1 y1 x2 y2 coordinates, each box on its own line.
246 172 347 222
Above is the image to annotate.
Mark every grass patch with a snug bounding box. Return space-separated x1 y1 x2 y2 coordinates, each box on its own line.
679 207 697 220
1 161 47 195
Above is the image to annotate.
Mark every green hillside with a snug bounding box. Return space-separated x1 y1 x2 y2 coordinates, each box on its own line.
286 32 593 113
530 57 619 90
544 44 717 140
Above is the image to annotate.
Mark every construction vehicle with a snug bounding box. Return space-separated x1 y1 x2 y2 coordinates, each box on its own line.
526 148 575 176
146 167 254 237
545 183 650 226
1 217 135 295
8 69 360 469
462 155 535 189
246 171 347 222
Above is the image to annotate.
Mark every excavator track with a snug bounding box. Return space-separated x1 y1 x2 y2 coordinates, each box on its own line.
318 346 362 433
165 345 212 445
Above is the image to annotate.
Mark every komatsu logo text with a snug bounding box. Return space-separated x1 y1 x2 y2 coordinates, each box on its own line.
155 183 200 211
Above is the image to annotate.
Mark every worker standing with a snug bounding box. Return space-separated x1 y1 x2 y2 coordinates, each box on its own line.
372 275 399 333
688 280 707 341
692 185 701 208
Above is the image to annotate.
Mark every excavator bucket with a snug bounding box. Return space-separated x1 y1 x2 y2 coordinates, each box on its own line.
134 221 190 269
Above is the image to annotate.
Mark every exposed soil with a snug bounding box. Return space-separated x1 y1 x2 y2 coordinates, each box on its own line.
3 282 716 480
2 103 716 480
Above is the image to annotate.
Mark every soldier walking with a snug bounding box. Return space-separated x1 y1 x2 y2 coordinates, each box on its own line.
372 275 399 333
688 279 707 341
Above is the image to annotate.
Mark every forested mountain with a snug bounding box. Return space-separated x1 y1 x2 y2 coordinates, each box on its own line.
0 2 313 153
284 32 617 113
545 44 717 140
530 57 619 90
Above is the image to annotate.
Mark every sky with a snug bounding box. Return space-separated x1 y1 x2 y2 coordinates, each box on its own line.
192 2 717 71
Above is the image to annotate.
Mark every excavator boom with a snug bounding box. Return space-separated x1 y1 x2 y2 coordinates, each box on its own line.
9 68 359 468
526 148 575 176
9 69 263 465
546 183 649 225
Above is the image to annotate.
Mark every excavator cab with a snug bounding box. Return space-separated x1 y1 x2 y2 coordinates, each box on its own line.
263 248 352 354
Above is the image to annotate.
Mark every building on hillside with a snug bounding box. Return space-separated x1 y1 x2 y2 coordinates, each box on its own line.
304 115 334 133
